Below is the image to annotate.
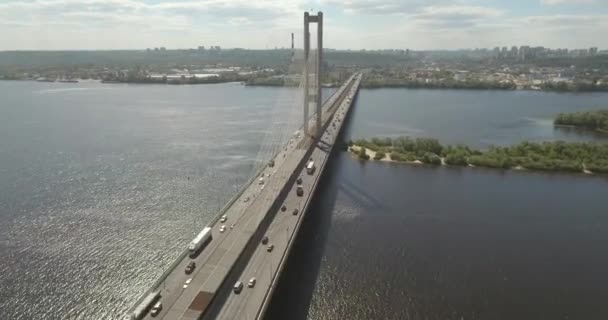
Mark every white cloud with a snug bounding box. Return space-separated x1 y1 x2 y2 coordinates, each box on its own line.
320 0 452 14
541 0 599 4
0 0 606 50
409 5 503 29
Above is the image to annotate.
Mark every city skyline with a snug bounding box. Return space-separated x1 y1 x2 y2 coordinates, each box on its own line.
0 0 607 50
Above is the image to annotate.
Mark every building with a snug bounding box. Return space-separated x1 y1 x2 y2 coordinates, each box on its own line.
589 47 598 56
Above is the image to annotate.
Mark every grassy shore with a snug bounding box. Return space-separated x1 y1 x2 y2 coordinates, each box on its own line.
348 137 608 175
554 110 608 134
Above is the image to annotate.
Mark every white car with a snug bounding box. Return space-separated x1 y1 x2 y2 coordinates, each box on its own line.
183 278 192 289
248 277 257 288
219 225 226 233
220 215 227 223
150 301 162 317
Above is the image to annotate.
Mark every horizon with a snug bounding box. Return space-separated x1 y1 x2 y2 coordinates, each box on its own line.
1 0 608 51
0 45 604 53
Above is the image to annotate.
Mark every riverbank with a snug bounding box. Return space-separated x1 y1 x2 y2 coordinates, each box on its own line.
348 137 608 175
554 110 608 133
4 76 608 93
554 123 608 134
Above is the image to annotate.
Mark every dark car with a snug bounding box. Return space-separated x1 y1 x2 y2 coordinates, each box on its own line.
233 281 243 294
185 261 196 274
292 208 299 215
262 236 269 245
281 205 287 212
296 177 303 185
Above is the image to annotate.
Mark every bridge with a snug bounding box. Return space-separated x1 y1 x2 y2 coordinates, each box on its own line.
127 12 362 320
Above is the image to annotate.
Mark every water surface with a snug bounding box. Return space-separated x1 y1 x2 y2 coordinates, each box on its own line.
265 88 608 320
1 82 608 319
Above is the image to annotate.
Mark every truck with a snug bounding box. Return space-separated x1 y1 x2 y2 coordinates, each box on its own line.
306 160 315 175
188 227 212 257
131 291 161 320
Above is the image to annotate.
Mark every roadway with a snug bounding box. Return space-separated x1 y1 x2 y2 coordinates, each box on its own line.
208 74 362 320
130 74 359 320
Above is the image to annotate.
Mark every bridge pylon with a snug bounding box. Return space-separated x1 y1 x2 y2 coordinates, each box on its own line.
303 11 323 139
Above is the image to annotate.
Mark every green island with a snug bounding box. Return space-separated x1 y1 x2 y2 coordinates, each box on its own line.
348 136 608 174
554 110 608 133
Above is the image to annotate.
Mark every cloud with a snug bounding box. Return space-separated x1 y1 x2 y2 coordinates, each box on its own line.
0 0 606 50
541 0 599 4
0 0 303 30
409 5 504 29
520 14 608 31
320 0 453 14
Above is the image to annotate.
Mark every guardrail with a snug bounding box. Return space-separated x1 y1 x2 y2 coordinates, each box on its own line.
255 74 361 319
125 162 268 317
125 74 357 318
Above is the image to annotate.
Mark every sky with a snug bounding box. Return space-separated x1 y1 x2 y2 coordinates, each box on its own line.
0 0 607 50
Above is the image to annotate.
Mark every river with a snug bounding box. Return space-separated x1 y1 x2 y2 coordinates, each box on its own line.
1 81 607 319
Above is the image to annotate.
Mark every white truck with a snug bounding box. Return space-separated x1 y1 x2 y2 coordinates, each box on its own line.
188 227 212 257
306 160 315 175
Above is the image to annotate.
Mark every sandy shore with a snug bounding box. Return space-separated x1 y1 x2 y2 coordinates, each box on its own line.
350 145 428 165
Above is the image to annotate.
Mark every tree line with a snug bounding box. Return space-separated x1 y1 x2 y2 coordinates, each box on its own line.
555 110 608 132
350 136 608 174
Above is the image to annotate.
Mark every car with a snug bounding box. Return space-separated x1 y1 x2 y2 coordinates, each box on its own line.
248 277 257 288
219 225 226 233
244 196 250 203
185 261 196 274
233 281 243 294
267 244 274 252
150 301 162 317
261 185 265 190
296 186 304 197
220 215 227 223
183 278 192 289
281 205 287 212
262 236 269 245
296 177 303 185
292 208 299 215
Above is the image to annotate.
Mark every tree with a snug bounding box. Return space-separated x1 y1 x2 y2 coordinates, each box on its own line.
357 147 370 160
374 151 386 160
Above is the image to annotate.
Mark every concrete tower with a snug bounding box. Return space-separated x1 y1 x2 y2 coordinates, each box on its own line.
303 11 323 138
291 33 295 62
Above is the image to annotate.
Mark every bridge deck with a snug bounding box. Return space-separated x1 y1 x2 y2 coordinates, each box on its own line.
130 74 361 320
209 74 361 320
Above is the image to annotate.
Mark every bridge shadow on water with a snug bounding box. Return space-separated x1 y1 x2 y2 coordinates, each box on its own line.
263 149 341 320
264 85 369 320
263 159 389 319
